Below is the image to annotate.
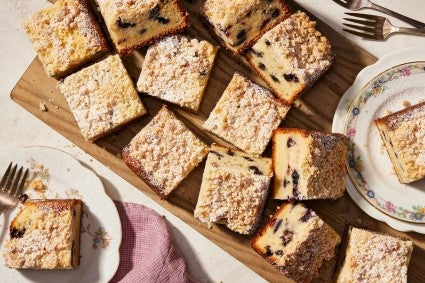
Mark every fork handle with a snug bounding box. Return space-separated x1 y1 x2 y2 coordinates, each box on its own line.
396 27 425 36
370 3 425 29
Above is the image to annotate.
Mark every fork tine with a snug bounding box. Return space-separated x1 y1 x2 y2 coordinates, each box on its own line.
343 23 375 34
343 17 375 26
3 164 17 192
332 0 350 8
10 167 23 195
345 12 379 20
14 168 28 197
0 162 12 188
342 28 378 39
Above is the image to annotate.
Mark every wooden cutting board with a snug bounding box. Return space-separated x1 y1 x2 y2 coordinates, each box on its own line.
11 1 425 282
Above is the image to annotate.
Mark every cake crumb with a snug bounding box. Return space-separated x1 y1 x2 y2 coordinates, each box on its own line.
39 101 48 112
402 100 411 108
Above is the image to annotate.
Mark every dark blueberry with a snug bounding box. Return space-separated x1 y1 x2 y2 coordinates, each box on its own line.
300 208 314 222
292 187 300 200
139 28 147 34
250 48 264 57
220 25 232 36
287 138 296 148
249 166 263 175
265 40 271 46
258 63 266 70
260 18 271 29
116 17 136 28
280 229 294 246
18 193 28 203
244 10 252 18
283 73 299 82
148 5 160 19
270 74 280 83
227 150 234 156
199 70 208 76
156 16 170 24
265 245 273 256
271 8 280 18
243 156 254 162
283 179 290 188
237 29 246 39
292 170 299 186
273 219 283 233
210 150 223 159
11 228 26 239
275 250 284 256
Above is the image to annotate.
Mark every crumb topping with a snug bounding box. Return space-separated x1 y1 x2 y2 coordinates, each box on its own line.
137 35 218 111
204 73 289 155
255 11 333 83
22 0 107 77
338 228 413 283
59 55 146 141
125 106 208 195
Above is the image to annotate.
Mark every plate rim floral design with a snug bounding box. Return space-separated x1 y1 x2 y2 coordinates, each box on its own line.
332 47 425 234
0 146 122 282
344 61 425 223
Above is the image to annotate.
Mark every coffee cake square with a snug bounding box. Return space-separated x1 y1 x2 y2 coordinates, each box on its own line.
137 35 219 112
194 144 272 234
246 11 334 105
337 227 413 282
122 106 208 199
96 0 189 54
204 73 289 155
23 0 109 78
252 202 340 282
204 0 291 54
59 54 146 142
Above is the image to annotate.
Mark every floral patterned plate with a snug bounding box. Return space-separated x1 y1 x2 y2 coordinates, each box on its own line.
0 146 122 282
333 47 425 234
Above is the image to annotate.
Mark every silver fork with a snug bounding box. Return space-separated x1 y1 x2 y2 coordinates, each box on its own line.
332 0 425 29
0 163 29 215
343 13 425 40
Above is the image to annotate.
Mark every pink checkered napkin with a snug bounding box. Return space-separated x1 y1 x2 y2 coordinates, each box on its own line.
111 201 193 283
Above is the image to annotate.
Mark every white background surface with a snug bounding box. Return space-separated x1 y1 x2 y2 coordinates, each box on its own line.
1 0 425 282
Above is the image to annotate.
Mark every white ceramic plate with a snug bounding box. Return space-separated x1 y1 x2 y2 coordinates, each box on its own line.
333 47 425 234
0 146 122 282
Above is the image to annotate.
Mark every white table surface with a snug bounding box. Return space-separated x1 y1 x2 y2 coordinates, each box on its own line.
1 0 425 282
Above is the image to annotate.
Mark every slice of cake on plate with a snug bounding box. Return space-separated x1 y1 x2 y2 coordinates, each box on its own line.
96 0 189 54
122 105 208 199
337 227 413 282
252 202 340 282
2 199 83 269
272 128 347 200
375 101 425 183
59 54 146 142
194 144 272 234
22 0 109 78
204 73 290 155
137 35 219 112
203 0 291 54
246 11 334 105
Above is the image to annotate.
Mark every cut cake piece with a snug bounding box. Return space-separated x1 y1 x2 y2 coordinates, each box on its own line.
337 227 413 283
122 105 208 199
2 199 83 269
194 144 272 235
252 202 340 283
204 0 291 54
375 101 425 183
246 11 334 105
272 128 347 200
22 0 109 78
204 73 290 155
137 35 219 112
59 54 146 142
96 0 189 54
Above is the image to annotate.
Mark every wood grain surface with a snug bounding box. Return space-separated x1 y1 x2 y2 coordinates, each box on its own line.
11 0 425 282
